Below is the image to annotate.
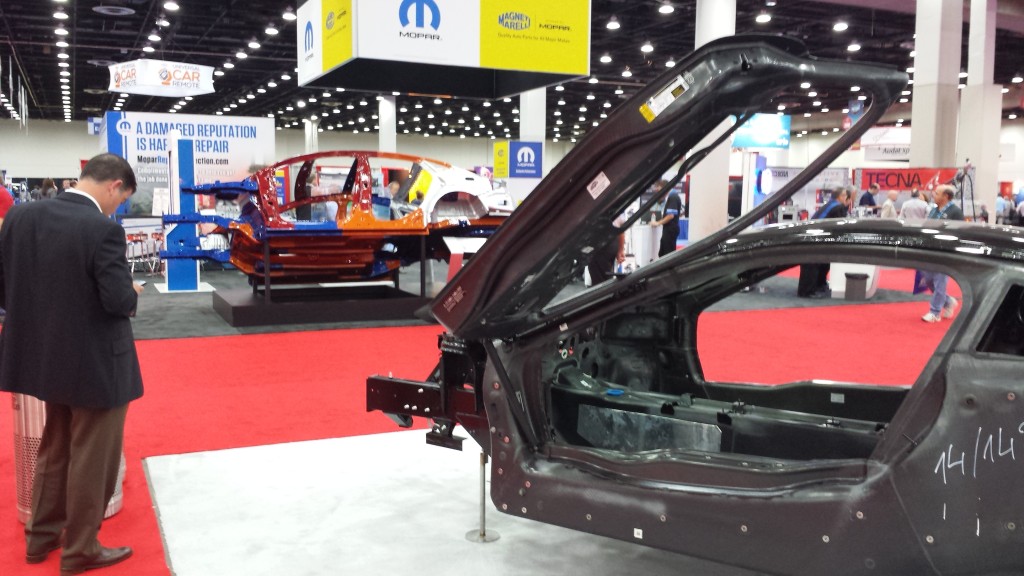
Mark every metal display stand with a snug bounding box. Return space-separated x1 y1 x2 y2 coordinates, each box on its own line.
466 452 500 543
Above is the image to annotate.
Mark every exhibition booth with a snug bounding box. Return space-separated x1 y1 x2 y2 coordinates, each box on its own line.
2 1 1024 576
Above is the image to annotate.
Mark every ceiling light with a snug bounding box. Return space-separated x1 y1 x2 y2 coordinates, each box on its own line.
249 41 261 50
266 25 279 35
658 2 674 14
149 33 162 42
55 27 69 36
283 8 297 21
555 85 564 91
847 42 861 52
600 54 612 63
142 46 155 53
807 91 817 97
850 85 860 92
281 73 292 80
1011 74 1022 84
54 11 69 20
59 78 69 84
833 22 848 32
1002 87 1010 93
666 59 676 67
622 69 632 78
57 52 69 59
214 70 224 76
56 40 69 48
958 70 968 79
223 62 234 68
60 70 70 77
755 12 771 24
800 82 811 89
1010 114 1018 120
236 51 248 59
164 2 179 11
157 17 170 27
640 41 654 53
267 81 277 87
606 17 620 30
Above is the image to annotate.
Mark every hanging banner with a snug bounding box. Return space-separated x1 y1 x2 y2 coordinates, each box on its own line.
856 168 960 191
101 111 274 216
731 114 791 149
108 59 215 98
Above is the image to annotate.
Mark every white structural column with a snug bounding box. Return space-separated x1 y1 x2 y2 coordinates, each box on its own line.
687 0 735 243
909 0 962 167
957 0 1001 222
504 87 547 202
379 96 398 153
519 88 546 147
304 117 320 154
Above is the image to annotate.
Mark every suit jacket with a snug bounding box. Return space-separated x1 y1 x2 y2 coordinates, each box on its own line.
0 192 143 408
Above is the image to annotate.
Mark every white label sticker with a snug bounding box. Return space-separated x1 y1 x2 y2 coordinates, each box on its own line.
642 75 689 121
587 171 611 199
633 528 643 539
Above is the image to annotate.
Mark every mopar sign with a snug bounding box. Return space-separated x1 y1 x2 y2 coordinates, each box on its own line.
498 11 531 30
304 21 315 53
116 119 133 136
399 0 441 30
510 141 543 178
326 11 335 29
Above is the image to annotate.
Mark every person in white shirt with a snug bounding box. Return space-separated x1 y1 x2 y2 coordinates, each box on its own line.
879 190 898 218
898 189 929 221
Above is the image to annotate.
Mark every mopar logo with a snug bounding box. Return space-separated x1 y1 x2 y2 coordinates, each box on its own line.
303 21 314 52
116 119 133 136
498 11 530 30
326 11 334 29
517 147 535 165
399 0 440 30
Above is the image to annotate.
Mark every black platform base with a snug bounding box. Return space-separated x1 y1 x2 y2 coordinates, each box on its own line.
212 285 433 327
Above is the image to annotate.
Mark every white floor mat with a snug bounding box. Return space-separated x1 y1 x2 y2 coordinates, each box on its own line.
145 430 762 576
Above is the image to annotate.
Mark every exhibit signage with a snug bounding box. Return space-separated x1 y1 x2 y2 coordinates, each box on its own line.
509 141 543 177
860 126 911 162
493 141 509 178
298 0 590 86
856 168 960 191
101 111 275 216
731 114 791 149
108 59 215 98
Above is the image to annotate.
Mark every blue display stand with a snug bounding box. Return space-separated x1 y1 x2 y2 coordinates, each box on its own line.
165 139 200 291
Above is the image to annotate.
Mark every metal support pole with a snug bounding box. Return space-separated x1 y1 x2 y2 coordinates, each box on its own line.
419 236 427 297
466 451 500 543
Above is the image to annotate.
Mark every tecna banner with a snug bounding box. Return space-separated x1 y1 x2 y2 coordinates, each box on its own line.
108 59 215 98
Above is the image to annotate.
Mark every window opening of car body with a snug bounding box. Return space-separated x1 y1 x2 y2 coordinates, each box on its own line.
977 284 1024 356
545 261 959 469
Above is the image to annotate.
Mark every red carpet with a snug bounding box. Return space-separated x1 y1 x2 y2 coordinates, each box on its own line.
0 300 955 575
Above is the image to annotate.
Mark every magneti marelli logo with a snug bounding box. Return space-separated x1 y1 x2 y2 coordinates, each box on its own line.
398 0 441 40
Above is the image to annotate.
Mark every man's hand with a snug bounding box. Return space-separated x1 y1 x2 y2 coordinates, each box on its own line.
133 282 145 295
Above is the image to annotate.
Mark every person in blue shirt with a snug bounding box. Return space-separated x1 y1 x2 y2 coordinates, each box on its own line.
797 187 849 297
859 182 879 211
920 185 963 322
650 180 681 257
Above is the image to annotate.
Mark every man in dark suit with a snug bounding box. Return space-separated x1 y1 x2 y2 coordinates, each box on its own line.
0 153 144 574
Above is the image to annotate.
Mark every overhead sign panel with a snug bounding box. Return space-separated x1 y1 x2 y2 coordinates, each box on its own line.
479 0 590 75
731 114 791 149
509 141 543 177
108 59 214 98
297 0 590 98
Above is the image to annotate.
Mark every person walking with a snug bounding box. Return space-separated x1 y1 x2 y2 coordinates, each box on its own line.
650 180 681 257
919 185 963 323
0 153 144 574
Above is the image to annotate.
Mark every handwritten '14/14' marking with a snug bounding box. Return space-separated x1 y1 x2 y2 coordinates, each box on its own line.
934 426 1018 485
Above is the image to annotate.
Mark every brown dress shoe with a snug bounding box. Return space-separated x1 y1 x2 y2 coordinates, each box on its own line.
26 541 62 564
60 546 133 575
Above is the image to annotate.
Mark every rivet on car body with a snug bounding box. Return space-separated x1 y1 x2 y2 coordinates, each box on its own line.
1007 522 1017 531
822 535 830 543
525 481 532 488
490 426 497 433
740 525 748 533
660 515 667 523
403 404 410 409
521 507 528 514
497 468 503 475
493 382 500 390
502 503 508 510
926 535 935 544
424 407 430 413
1008 393 1016 401
503 436 510 444
586 514 592 521
856 511 865 520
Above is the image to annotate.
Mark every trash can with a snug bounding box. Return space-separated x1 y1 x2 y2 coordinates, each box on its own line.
845 272 869 301
12 393 125 524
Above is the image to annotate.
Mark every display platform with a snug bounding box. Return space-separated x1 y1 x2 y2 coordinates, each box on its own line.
212 284 432 327
144 430 762 576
